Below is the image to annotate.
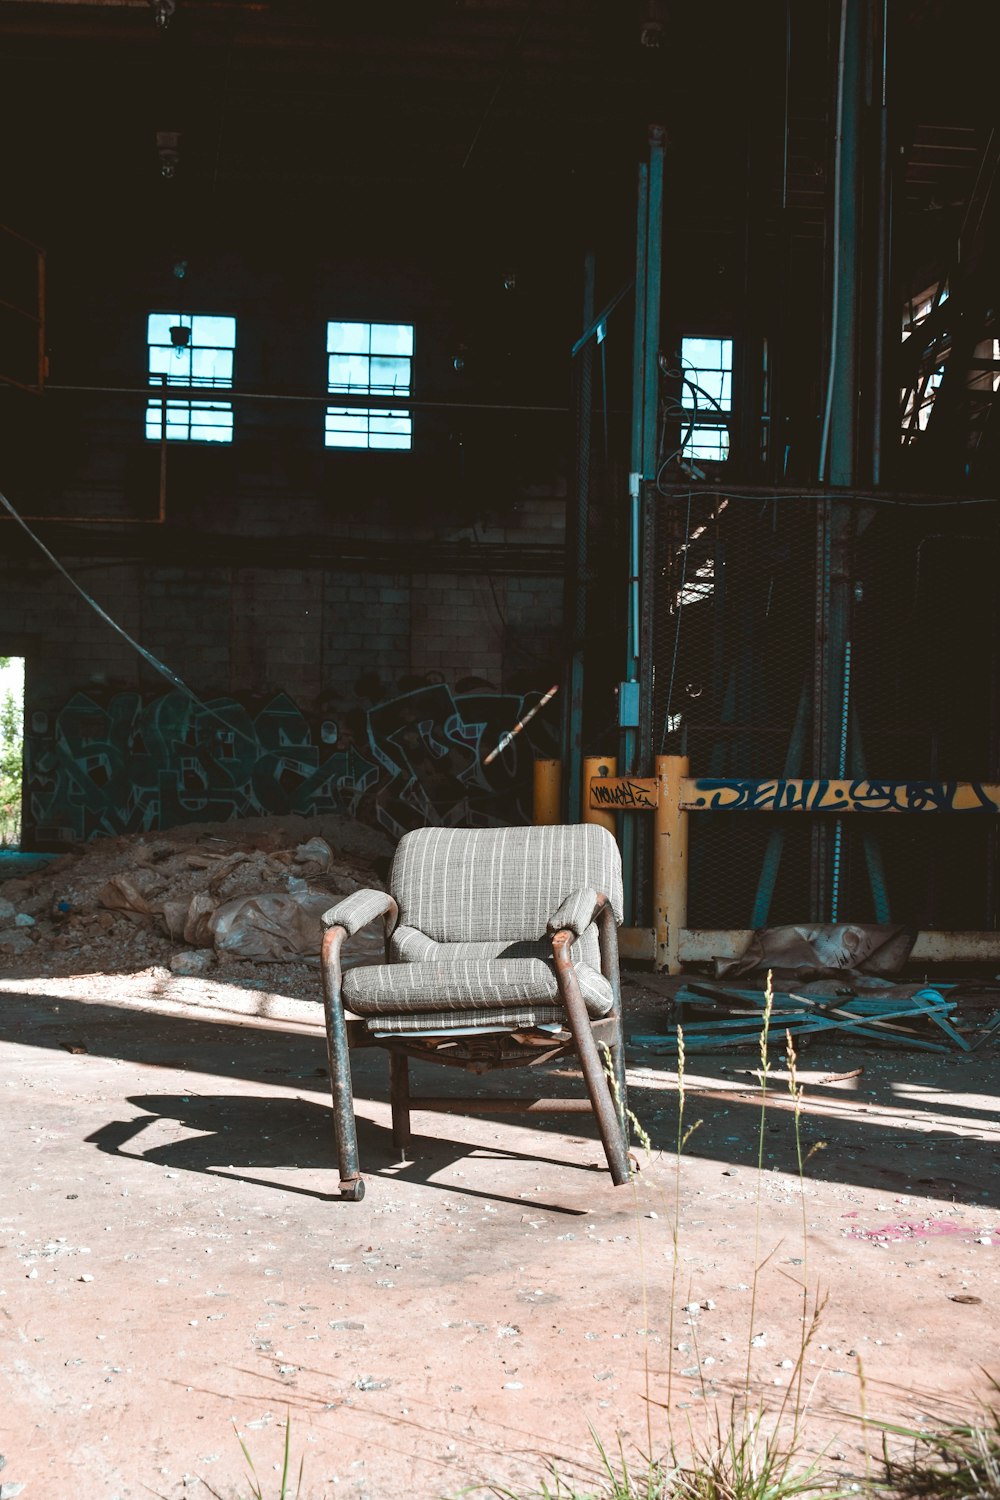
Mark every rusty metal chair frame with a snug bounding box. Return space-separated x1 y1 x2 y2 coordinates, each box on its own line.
320 888 630 1201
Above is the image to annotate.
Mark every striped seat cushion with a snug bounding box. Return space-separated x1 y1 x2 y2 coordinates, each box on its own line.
343 957 613 1019
364 1006 568 1035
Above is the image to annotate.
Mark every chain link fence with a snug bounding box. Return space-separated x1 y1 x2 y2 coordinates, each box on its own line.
643 488 1000 933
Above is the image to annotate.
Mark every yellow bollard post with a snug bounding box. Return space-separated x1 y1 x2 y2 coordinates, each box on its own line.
654 754 689 973
583 755 617 833
533 759 563 825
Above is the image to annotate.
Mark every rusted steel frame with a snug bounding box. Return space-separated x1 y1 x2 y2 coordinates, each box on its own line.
406 1097 605 1114
384 1042 573 1072
320 897 398 1199
389 1051 410 1161
551 926 630 1186
320 925 363 1197
595 898 627 1130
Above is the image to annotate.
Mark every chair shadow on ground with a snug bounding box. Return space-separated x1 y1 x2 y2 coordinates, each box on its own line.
85 1092 600 1212
7 984 998 1209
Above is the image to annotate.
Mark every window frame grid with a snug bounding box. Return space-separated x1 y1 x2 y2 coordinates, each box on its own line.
145 311 236 445
325 319 414 451
679 335 733 464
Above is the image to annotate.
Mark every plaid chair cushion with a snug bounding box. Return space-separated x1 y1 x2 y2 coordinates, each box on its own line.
343 957 613 1019
323 889 394 936
389 825 623 944
389 925 602 971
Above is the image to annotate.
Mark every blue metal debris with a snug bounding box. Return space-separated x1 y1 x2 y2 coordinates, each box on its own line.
630 979 972 1054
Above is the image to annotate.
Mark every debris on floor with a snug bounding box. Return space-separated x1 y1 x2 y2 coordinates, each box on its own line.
630 977 1000 1054
0 812 391 987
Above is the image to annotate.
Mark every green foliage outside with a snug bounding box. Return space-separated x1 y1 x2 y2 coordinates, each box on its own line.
0 655 24 846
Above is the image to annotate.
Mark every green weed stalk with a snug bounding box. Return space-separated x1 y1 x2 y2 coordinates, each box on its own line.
743 973 775 1398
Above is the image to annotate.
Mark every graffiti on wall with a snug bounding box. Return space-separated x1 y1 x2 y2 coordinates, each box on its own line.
25 683 559 842
687 777 1000 813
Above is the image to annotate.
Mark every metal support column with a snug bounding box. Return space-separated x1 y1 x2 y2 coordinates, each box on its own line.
813 0 865 920
871 0 891 488
564 252 596 819
622 122 664 921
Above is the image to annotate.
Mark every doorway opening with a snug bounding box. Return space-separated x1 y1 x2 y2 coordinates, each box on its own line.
0 655 25 848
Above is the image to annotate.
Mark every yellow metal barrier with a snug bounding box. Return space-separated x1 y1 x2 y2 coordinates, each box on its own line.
532 758 562 825
582 754 617 834
588 762 1000 973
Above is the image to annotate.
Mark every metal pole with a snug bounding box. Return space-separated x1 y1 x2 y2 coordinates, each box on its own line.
814 0 864 919
533 759 562 825
654 754 688 973
826 0 863 489
582 754 617 834
871 0 891 487
622 124 664 921
159 373 168 521
565 251 596 820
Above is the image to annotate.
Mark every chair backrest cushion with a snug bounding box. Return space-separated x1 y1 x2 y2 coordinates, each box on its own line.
389 824 624 944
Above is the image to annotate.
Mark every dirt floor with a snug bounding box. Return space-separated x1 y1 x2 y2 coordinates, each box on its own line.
2 832 1000 1499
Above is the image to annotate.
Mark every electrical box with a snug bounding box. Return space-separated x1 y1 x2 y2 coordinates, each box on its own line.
617 680 640 728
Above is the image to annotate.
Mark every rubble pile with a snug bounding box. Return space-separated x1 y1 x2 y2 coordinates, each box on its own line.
0 813 392 992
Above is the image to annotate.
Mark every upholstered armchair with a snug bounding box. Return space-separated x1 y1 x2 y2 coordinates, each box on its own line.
320 824 630 1199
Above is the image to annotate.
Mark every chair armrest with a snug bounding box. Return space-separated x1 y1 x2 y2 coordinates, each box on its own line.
323 889 397 936
546 887 608 938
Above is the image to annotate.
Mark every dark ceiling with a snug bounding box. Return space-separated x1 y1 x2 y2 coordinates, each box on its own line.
0 0 996 332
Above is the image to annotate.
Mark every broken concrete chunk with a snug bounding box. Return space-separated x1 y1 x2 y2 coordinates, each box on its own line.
169 949 215 975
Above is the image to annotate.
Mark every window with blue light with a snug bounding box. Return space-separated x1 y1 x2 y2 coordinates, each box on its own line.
680 336 733 462
145 312 236 443
325 321 413 450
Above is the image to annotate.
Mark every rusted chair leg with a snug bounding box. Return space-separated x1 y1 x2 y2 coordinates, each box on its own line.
552 931 631 1186
608 1017 629 1136
321 928 365 1201
596 899 629 1137
389 1050 411 1162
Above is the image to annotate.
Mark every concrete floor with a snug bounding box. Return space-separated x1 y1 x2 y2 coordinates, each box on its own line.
2 967 999 1499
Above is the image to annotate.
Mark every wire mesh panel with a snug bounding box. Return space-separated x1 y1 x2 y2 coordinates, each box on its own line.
644 488 1000 933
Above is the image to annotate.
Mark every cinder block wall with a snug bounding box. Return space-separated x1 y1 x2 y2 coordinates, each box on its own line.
0 238 575 844
0 525 565 846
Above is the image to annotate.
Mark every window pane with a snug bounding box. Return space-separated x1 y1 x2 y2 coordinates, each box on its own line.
370 323 413 356
680 336 733 426
686 425 730 461
687 369 726 405
189 405 234 441
682 336 724 369
148 344 187 379
324 324 414 450
191 347 234 385
327 320 370 354
328 353 370 390
146 311 235 443
369 355 410 392
148 312 182 344
191 314 236 348
369 411 411 434
324 406 412 450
